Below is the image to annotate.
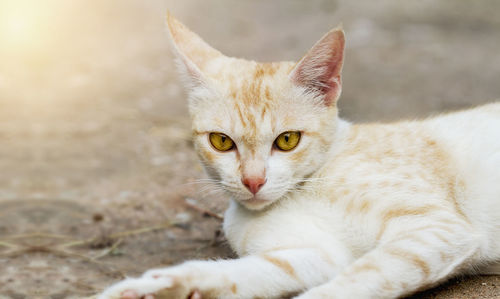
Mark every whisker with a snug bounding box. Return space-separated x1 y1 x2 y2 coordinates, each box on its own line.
204 188 226 197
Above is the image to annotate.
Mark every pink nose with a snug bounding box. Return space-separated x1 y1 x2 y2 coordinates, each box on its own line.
242 177 267 195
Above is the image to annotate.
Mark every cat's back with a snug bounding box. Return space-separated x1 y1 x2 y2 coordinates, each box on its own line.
425 102 500 151
423 102 500 195
424 102 500 256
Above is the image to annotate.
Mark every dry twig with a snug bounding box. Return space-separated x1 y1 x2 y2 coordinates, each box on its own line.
60 221 177 248
184 198 223 221
92 238 123 260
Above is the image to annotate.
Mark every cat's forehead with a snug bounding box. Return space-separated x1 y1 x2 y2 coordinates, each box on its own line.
206 58 296 105
214 60 298 125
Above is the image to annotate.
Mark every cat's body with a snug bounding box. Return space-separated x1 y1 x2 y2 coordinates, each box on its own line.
99 14 500 299
227 103 500 263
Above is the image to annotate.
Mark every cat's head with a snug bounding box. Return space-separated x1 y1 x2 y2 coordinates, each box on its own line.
167 13 345 211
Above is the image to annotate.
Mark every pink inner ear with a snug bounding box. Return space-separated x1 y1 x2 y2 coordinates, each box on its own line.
291 29 345 106
322 78 341 106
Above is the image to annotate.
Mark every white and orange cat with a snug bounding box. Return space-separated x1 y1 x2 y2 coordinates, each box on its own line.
99 13 500 299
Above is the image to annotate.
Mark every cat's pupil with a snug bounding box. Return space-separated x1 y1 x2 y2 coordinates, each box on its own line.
221 135 226 143
284 134 289 142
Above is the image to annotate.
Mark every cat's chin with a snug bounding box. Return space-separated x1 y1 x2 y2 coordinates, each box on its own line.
238 196 276 211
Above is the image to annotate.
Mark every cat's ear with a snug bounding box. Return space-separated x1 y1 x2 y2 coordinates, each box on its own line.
166 12 222 88
290 26 345 106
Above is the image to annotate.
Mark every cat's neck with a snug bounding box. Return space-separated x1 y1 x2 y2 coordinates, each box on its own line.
327 118 352 160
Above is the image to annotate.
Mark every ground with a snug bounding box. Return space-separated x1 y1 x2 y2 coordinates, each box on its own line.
0 0 499 298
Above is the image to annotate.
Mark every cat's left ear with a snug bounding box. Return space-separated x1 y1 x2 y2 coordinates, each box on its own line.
290 26 345 106
166 12 222 88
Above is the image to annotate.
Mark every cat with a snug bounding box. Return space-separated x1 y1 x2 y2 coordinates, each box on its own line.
98 12 500 299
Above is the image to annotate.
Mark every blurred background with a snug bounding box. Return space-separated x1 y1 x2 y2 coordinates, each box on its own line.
0 0 499 297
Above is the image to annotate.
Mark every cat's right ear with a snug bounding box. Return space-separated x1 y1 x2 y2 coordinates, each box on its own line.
289 26 345 106
166 12 222 89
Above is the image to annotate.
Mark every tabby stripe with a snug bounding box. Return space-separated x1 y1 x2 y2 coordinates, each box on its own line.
385 248 431 278
376 205 439 240
262 254 298 280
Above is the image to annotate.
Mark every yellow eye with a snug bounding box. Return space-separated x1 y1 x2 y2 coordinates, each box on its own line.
274 131 301 151
209 133 235 151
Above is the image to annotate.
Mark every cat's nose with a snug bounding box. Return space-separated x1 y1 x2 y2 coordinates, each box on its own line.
242 176 267 195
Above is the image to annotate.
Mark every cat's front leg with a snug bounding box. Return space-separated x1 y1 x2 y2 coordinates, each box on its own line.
295 216 479 299
99 247 339 299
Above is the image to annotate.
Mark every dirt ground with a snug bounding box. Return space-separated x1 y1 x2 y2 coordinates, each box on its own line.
0 0 499 298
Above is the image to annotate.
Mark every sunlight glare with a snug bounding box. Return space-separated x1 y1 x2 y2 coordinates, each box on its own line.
0 1 50 54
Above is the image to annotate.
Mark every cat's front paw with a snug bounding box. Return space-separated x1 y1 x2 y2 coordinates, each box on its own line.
98 269 199 299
